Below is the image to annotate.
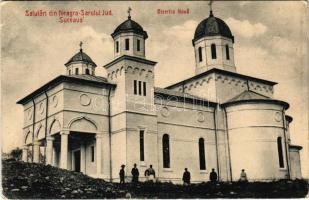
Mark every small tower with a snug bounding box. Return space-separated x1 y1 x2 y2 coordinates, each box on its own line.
65 42 97 75
192 3 235 74
111 7 148 59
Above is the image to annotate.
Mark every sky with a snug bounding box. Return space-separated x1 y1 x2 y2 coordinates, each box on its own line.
1 1 308 177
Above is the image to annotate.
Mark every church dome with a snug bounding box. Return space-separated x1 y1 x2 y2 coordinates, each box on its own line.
65 49 97 67
111 16 148 39
193 11 234 43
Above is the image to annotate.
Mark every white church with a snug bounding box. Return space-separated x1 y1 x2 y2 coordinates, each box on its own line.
17 8 302 183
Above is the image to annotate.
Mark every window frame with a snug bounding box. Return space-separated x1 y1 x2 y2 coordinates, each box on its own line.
137 39 141 51
138 81 142 95
134 80 137 95
143 82 146 96
277 137 284 168
199 138 206 170
125 38 130 51
91 145 95 162
225 44 230 60
198 46 203 62
162 134 170 168
116 41 119 53
75 68 79 75
140 130 145 161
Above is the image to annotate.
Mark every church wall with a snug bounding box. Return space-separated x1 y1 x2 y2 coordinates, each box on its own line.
111 130 127 181
85 139 97 177
125 113 158 182
289 148 302 179
113 33 145 59
226 103 289 181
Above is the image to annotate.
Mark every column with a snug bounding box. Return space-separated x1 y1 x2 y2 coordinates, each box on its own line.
22 146 28 162
33 140 40 163
60 131 69 169
80 142 86 173
52 147 57 167
96 134 103 177
46 136 54 165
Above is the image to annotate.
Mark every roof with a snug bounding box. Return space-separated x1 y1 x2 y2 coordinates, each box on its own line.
65 49 97 67
193 11 234 44
111 16 148 39
227 90 269 103
222 90 289 109
103 55 157 69
154 87 217 106
17 75 115 105
166 68 277 89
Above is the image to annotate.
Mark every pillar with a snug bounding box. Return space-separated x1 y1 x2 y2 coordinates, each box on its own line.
33 140 40 163
96 134 103 177
22 146 28 162
60 131 69 169
80 142 86 173
46 136 54 165
52 147 57 167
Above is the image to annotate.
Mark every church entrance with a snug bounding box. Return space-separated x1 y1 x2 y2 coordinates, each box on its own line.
74 150 81 172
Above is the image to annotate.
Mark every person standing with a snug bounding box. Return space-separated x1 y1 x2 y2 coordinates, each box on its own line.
182 168 191 185
131 163 139 183
239 169 248 183
209 168 218 183
145 165 156 182
119 164 125 184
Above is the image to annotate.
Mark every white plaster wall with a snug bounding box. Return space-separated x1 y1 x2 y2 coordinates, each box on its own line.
111 130 127 181
289 149 302 179
114 33 145 59
226 103 289 181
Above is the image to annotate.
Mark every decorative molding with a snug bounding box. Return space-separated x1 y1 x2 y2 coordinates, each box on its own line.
80 93 91 106
68 115 98 130
161 106 170 117
52 95 58 108
197 112 205 122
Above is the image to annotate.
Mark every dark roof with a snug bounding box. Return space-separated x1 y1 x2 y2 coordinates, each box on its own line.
289 144 302 150
17 75 115 105
65 49 97 67
154 87 217 107
193 11 234 44
111 16 148 39
166 68 277 89
103 55 157 69
227 90 269 103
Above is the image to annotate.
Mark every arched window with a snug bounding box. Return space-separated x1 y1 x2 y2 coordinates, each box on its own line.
198 47 203 62
277 137 284 168
199 138 206 170
162 134 170 168
75 68 79 75
225 44 230 60
85 69 90 75
211 44 217 59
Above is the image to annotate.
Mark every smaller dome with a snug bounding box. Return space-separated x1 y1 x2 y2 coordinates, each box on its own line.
193 12 234 44
65 49 97 67
111 16 148 39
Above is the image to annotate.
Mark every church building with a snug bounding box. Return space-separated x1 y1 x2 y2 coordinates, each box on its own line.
17 8 302 183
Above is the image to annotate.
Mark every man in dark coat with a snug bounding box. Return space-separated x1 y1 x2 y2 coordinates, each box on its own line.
209 168 218 183
182 168 191 185
131 163 139 183
119 164 125 184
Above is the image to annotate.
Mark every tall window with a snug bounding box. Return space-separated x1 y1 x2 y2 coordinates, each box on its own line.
75 68 79 75
211 44 217 59
137 39 141 51
91 146 95 162
225 44 230 60
125 38 130 50
85 68 90 75
140 130 145 161
198 47 203 62
277 137 284 168
162 134 170 168
143 82 146 96
134 80 137 95
69 69 71 75
199 138 206 170
138 81 142 95
116 41 119 53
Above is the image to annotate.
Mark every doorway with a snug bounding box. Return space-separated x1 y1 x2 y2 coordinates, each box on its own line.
74 150 81 172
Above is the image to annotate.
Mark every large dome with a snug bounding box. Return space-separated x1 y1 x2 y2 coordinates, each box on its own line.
193 12 234 43
111 16 148 39
65 49 97 67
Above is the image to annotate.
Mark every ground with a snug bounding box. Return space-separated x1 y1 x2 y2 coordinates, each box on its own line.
2 159 308 199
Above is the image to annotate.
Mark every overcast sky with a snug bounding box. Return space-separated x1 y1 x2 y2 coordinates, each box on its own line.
1 1 308 177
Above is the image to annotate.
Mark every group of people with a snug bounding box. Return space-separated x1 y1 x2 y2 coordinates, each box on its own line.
120 164 248 185
119 164 156 184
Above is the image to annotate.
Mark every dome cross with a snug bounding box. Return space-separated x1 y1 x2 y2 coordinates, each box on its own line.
79 41 83 51
127 7 132 19
208 0 214 16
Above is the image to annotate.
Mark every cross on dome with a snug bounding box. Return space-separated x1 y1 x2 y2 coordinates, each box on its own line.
127 7 132 19
208 0 214 16
79 41 83 51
